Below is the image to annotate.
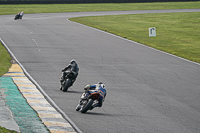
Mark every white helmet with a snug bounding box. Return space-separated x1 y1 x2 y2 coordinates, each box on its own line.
98 82 106 89
85 84 91 90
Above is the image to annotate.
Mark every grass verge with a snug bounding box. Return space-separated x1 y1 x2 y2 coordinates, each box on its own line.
0 126 18 133
0 42 12 77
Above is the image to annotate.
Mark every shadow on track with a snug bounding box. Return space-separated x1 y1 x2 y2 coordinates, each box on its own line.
64 90 83 94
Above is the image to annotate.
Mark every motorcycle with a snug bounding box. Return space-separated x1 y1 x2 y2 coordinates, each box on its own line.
60 70 73 92
14 14 22 20
76 90 100 113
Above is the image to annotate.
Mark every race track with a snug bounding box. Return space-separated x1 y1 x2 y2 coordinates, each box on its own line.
1 9 200 133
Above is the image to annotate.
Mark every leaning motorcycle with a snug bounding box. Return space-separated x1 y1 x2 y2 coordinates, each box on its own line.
60 70 73 92
76 90 100 113
14 14 22 20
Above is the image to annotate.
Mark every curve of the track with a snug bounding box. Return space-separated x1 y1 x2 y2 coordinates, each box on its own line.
1 9 200 133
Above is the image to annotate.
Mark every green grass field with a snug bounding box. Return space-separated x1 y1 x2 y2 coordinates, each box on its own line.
0 1 200 132
0 2 200 15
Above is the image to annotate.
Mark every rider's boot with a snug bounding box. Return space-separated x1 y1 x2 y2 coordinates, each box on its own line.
89 106 94 110
90 103 100 110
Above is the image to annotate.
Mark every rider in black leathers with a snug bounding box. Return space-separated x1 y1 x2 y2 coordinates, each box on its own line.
60 59 79 88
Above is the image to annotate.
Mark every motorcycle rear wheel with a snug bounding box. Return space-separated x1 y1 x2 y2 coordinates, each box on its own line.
80 99 93 113
63 79 71 92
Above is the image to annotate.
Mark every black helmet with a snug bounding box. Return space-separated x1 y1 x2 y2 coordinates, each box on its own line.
98 82 103 84
70 59 76 64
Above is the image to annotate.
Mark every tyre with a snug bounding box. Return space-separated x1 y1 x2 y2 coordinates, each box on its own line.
63 79 71 92
81 99 93 113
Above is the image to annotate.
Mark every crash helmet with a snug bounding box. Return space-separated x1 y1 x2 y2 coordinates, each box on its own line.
70 59 76 64
98 82 103 84
98 82 106 89
85 84 91 90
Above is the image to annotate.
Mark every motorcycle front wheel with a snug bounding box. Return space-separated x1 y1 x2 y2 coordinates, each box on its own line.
63 79 71 92
80 99 93 113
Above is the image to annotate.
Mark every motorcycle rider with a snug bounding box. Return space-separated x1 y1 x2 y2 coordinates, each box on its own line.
60 59 79 88
19 11 23 19
84 82 107 110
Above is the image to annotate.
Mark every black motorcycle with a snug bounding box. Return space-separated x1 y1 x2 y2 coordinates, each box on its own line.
60 70 73 92
14 14 22 20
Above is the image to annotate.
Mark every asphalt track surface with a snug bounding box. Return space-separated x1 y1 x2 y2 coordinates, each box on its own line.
1 9 200 133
